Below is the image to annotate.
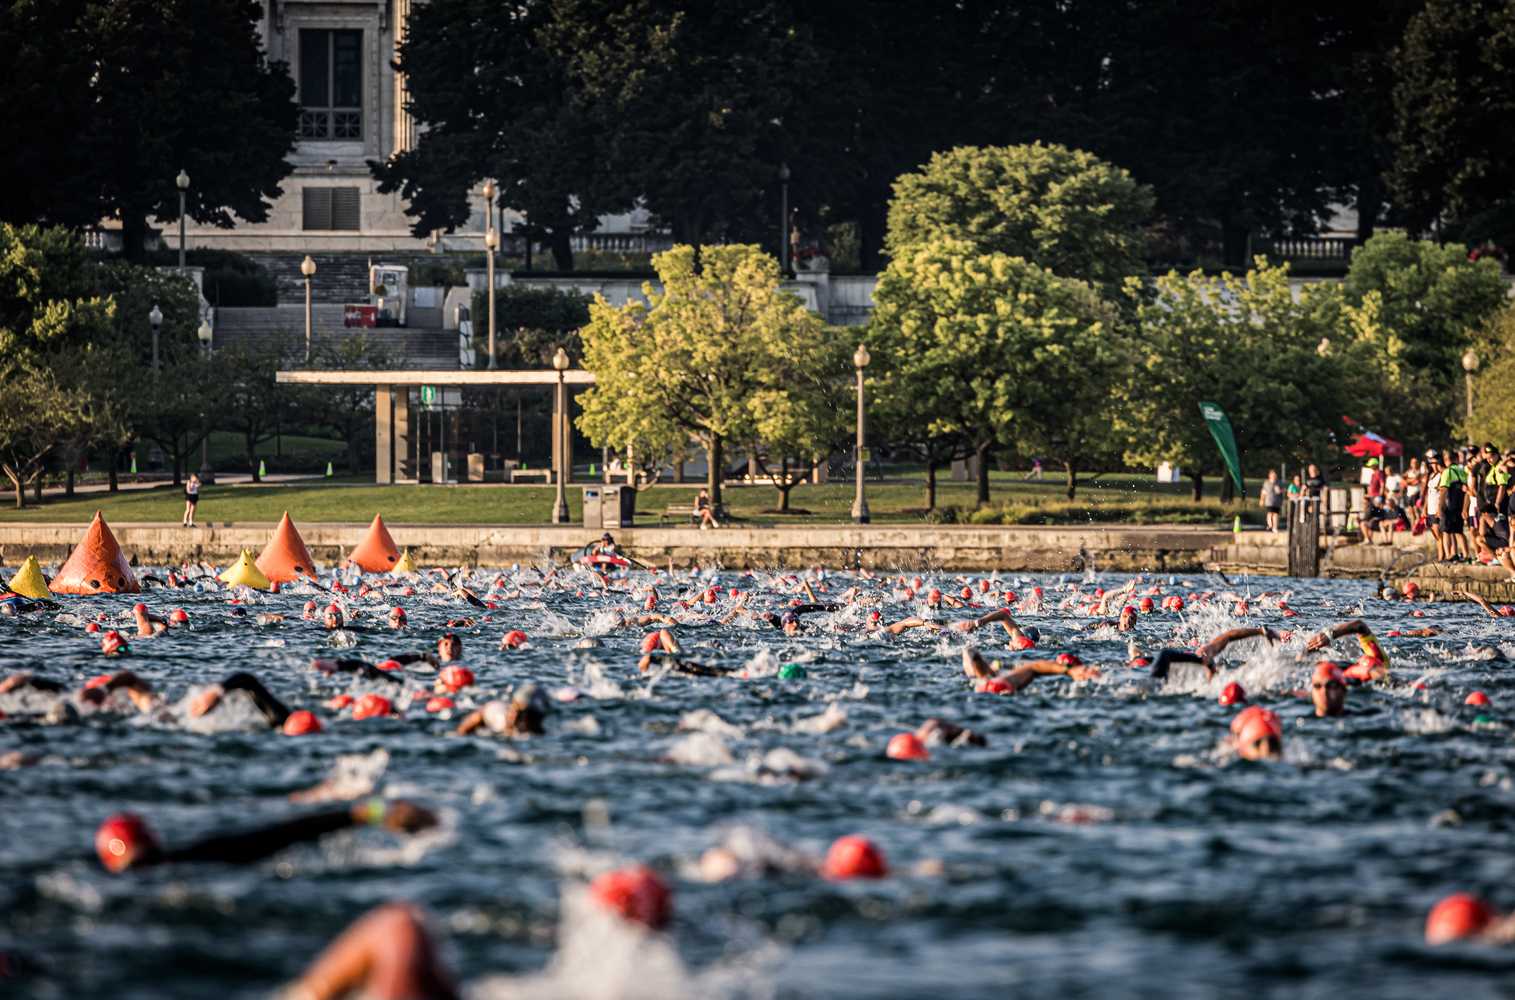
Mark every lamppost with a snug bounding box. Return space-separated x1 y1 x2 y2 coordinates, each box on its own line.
483 179 498 369
552 346 570 524
198 318 215 482
1463 348 1480 426
300 255 316 361
778 162 791 277
176 169 190 274
148 304 162 372
851 343 871 524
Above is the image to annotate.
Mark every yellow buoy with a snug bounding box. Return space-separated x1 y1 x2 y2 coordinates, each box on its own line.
392 548 418 576
219 548 272 591
8 554 51 599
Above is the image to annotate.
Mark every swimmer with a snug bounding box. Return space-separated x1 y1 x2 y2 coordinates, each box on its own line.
0 591 57 616
187 672 295 728
95 798 437 873
1231 705 1283 760
914 717 987 747
132 603 167 637
961 645 1099 694
281 903 458 1000
1424 893 1515 945
1306 661 1348 717
1303 619 1390 682
1147 626 1281 681
635 630 732 676
1459 590 1515 618
454 683 550 737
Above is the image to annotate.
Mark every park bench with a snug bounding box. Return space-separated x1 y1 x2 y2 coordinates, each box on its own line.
662 502 700 525
509 468 553 484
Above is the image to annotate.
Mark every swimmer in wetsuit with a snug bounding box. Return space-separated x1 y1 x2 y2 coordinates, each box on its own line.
0 591 57 616
1304 619 1390 682
1147 626 1282 682
94 798 437 873
961 645 1099 694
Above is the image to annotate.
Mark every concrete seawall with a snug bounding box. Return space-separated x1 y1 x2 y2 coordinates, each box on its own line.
0 522 1233 572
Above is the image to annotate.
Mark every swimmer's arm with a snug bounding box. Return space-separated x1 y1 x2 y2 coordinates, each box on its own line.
0 672 65 694
453 588 486 608
1148 649 1207 681
1198 627 1275 661
455 709 486 735
1305 620 1371 651
1458 590 1500 618
162 801 435 866
801 581 818 604
958 608 1013 633
389 652 439 667
218 672 291 727
1000 661 1099 691
791 603 841 615
885 617 938 635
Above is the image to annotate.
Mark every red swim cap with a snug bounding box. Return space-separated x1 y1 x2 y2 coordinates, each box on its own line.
886 732 930 761
1055 652 1081 667
352 693 393 720
1403 581 1420 598
1500 605 1515 618
1169 596 1185 611
976 677 1014 695
326 694 354 710
169 608 189 625
1003 591 1018 605
438 666 476 692
1011 634 1035 650
132 602 147 614
501 630 528 649
979 579 991 592
100 631 128 656
282 710 322 736
1218 682 1246 707
95 813 159 873
1313 661 1347 686
425 696 454 713
302 600 317 618
959 586 973 601
927 588 942 603
1466 691 1491 707
822 835 888 880
84 622 100 634
1229 704 1282 738
640 632 662 654
1425 893 1495 945
1120 605 1137 618
1139 597 1155 613
589 865 672 928
374 659 402 672
84 674 113 690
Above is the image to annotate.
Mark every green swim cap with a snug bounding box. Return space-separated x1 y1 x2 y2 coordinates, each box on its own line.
778 663 807 680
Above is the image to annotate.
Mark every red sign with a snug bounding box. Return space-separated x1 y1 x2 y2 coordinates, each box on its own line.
343 304 377 328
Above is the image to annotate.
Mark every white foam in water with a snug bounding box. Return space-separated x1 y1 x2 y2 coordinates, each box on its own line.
741 647 781 679
1400 707 1459 735
582 609 622 637
537 610 578 637
791 703 846 734
677 708 744 739
178 688 274 733
288 749 390 804
665 731 735 767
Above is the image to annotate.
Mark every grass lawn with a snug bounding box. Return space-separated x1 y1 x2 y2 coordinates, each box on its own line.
0 469 1260 526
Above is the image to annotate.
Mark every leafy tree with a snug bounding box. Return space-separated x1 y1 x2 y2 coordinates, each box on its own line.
885 144 1154 290
869 240 1113 507
1118 260 1379 500
576 244 840 510
746 338 849 513
303 334 398 475
1389 0 1515 242
376 0 633 270
0 360 88 508
214 339 297 482
1465 306 1515 446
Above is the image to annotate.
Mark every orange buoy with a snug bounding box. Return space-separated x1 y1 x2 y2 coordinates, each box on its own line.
348 514 400 573
256 512 318 583
51 512 139 595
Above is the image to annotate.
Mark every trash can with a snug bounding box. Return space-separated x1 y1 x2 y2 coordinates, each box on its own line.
582 486 603 529
430 451 451 484
602 485 637 528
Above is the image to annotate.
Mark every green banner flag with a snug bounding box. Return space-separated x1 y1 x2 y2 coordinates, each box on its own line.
1199 401 1244 494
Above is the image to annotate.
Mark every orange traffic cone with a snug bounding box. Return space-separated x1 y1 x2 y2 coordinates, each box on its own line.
348 514 400 573
256 512 318 583
50 512 140 595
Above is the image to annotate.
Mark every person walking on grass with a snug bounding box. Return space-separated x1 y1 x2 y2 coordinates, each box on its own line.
1259 469 1284 533
182 473 201 527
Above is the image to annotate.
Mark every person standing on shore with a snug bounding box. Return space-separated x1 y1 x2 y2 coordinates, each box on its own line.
1259 470 1284 533
1304 464 1326 498
182 473 201 527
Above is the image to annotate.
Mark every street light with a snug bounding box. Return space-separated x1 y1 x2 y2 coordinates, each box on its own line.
552 346 570 524
176 169 190 274
197 318 215 482
778 162 791 277
148 303 163 372
483 177 499 370
851 342 871 524
300 255 317 361
1463 348 1480 425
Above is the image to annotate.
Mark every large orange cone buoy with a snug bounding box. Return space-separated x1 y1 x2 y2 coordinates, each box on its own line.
51 512 140 595
347 514 400 573
256 512 318 583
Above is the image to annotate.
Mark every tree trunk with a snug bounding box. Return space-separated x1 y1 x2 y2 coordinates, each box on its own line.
549 229 574 271
1064 460 1077 500
926 459 937 511
32 471 43 503
9 473 22 510
1220 472 1235 504
1190 472 1204 502
706 434 723 510
777 456 790 512
66 467 75 497
975 443 991 506
108 447 119 493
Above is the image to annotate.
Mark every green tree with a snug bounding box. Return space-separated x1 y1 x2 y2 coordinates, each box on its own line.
376 0 633 270
303 334 398 475
576 244 839 510
214 339 297 482
1390 0 1515 242
885 144 1154 290
1465 306 1515 446
870 239 1114 507
1118 260 1379 500
0 2 298 258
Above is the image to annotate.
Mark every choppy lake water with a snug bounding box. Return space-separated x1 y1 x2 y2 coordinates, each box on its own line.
3 567 1515 999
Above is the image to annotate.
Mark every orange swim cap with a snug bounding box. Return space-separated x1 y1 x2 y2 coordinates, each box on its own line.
425 696 454 713
374 659 402 672
1218 681 1246 707
1139 597 1155 613
1466 690 1491 707
1425 893 1495 945
352 693 393 720
589 866 672 928
501 630 528 649
1313 661 1347 686
438 666 476 692
326 694 354 710
822 835 888 880
95 813 159 873
100 631 128 656
886 732 930 761
282 710 322 736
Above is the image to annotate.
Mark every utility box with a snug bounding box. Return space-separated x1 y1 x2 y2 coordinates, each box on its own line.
602 485 637 528
582 486 603 529
467 453 485 482
430 451 452 484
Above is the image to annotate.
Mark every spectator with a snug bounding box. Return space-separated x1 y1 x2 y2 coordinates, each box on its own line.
1437 451 1472 562
1259 470 1284 533
1403 457 1424 519
1304 464 1326 499
1425 451 1446 559
1287 473 1304 500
